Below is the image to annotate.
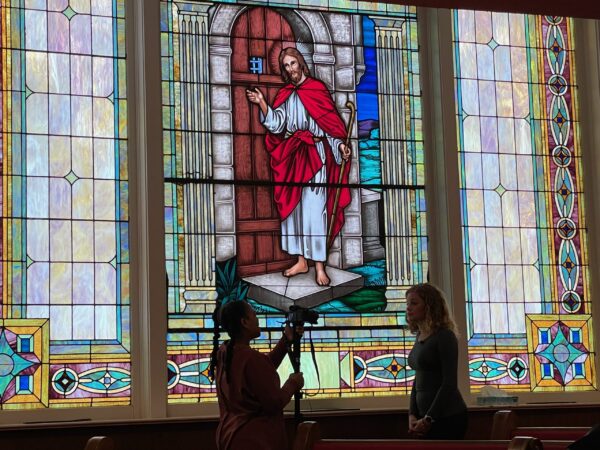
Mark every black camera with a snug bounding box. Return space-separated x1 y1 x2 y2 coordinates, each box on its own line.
286 305 319 325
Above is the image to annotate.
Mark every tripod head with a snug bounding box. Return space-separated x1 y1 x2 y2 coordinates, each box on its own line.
286 305 319 327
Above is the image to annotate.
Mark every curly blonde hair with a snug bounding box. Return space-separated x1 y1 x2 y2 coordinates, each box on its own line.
406 283 458 335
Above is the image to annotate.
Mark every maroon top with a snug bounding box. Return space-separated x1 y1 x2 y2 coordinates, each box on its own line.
215 337 298 450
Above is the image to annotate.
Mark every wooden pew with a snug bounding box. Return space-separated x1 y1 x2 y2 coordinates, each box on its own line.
84 436 114 450
538 442 576 450
491 410 591 441
293 421 542 450
512 428 589 440
491 410 518 439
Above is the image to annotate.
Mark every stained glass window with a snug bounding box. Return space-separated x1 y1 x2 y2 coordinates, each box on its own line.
161 0 426 403
0 0 130 409
454 11 595 391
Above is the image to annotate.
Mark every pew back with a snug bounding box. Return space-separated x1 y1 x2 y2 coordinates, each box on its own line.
293 421 542 450
491 410 590 444
312 442 534 450
84 436 114 450
538 442 573 450
510 427 589 441
491 410 518 440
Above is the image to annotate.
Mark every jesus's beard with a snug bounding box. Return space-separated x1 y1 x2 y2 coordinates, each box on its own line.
289 69 303 85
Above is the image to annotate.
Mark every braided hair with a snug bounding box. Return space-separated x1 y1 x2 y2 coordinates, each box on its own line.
209 300 249 384
208 306 221 383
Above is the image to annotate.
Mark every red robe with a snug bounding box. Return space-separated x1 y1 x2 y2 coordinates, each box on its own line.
265 77 352 246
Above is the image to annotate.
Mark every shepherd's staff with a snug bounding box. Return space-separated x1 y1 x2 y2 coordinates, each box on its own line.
327 100 356 248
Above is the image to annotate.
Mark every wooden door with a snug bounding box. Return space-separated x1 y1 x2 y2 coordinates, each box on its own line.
231 7 297 277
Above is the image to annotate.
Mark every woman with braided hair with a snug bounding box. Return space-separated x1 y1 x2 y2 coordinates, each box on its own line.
210 300 304 450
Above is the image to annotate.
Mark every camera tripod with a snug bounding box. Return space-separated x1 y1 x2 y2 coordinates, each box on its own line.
288 323 303 421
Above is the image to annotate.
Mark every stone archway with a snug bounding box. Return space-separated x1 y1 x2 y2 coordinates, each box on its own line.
208 4 365 275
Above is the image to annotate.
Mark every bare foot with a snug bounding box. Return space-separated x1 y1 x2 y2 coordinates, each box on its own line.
283 256 309 277
315 262 330 286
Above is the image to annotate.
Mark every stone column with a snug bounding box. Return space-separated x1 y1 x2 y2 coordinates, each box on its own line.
174 4 216 312
372 17 413 303
361 188 385 262
323 12 364 269
353 14 367 84
208 4 244 265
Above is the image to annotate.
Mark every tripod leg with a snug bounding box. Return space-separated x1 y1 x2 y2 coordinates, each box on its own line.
292 331 303 421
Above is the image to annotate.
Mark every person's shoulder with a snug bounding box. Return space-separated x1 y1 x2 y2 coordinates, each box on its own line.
238 345 265 360
436 327 457 339
218 342 253 356
243 348 275 371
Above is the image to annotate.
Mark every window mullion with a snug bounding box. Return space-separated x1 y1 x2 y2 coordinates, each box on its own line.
573 17 600 393
129 0 168 419
418 6 472 402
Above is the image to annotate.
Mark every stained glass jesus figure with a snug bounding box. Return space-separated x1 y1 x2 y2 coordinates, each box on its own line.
246 47 352 287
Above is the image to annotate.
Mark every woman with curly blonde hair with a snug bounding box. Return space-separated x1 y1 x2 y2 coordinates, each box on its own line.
406 283 467 440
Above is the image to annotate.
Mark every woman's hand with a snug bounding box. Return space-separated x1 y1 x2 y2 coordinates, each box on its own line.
411 418 432 437
408 414 421 436
284 323 304 343
408 415 432 437
288 372 304 391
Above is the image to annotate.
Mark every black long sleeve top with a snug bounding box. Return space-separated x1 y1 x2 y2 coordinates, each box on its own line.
407 327 467 420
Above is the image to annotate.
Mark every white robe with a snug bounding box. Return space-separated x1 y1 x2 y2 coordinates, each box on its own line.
261 91 343 262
